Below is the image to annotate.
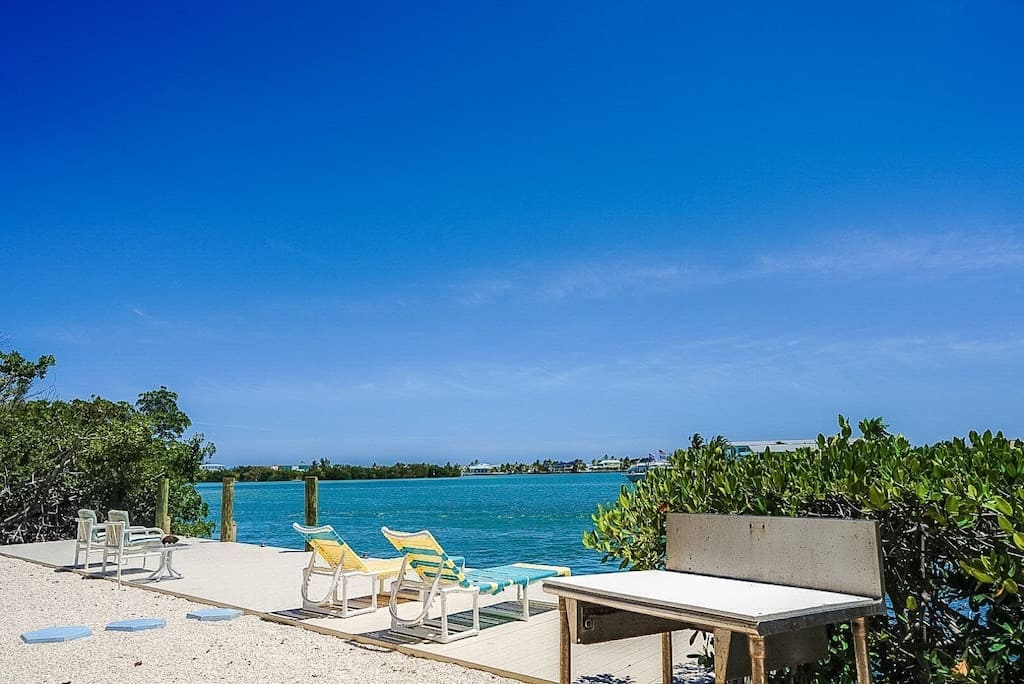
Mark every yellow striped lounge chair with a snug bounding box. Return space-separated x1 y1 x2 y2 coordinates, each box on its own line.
381 526 570 643
292 523 406 618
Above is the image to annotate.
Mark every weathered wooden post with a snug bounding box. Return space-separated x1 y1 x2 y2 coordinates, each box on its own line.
304 476 318 551
220 476 236 542
156 477 171 534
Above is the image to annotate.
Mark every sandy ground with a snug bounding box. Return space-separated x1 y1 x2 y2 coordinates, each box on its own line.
0 555 516 684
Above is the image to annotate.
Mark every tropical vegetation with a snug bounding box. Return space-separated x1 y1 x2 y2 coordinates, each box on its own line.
0 349 214 543
199 459 463 482
584 418 1024 683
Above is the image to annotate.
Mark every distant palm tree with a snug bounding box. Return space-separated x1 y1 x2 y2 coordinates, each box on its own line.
706 435 729 453
858 417 890 441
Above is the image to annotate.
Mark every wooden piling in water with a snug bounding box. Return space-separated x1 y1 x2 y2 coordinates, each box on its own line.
221 476 236 542
304 476 318 551
156 477 170 534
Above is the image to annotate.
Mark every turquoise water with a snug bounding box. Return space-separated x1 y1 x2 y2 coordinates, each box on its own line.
196 473 628 575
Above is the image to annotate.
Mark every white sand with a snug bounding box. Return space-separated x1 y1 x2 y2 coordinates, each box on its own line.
0 555 516 683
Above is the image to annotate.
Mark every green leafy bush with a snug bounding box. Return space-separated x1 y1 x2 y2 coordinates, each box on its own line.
583 417 1024 683
1 351 214 542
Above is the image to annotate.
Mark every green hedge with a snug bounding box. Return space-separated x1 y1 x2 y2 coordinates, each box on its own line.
583 417 1024 683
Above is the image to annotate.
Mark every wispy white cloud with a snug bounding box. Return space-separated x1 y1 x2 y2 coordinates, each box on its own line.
452 278 518 305
540 263 714 300
451 229 1024 305
190 328 1024 409
755 230 1024 277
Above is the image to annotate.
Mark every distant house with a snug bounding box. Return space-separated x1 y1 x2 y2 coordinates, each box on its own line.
200 463 226 471
291 463 310 472
591 459 622 471
465 463 497 475
735 440 818 454
551 461 578 473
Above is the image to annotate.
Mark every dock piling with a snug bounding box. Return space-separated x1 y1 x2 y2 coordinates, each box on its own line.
304 476 318 551
156 477 170 534
221 477 236 542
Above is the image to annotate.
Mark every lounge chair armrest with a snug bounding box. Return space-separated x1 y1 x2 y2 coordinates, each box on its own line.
128 525 166 536
449 556 466 571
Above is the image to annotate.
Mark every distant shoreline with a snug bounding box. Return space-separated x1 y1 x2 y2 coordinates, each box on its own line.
197 469 625 483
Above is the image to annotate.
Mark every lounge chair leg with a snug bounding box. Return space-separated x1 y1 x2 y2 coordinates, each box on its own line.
472 591 480 633
340 575 349 618
440 592 449 642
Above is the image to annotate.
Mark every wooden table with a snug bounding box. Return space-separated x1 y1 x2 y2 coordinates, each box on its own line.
544 569 882 684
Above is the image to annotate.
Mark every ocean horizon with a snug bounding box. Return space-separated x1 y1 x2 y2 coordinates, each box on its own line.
197 472 629 575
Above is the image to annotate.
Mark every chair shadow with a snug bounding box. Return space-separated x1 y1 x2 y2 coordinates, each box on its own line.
359 600 558 643
65 564 167 582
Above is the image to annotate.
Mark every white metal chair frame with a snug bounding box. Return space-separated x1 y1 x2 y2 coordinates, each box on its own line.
300 544 391 618
387 554 481 643
73 517 106 569
101 522 164 585
106 509 165 541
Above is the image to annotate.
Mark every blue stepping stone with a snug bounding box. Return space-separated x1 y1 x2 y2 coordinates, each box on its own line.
186 608 242 622
21 626 92 644
105 618 166 632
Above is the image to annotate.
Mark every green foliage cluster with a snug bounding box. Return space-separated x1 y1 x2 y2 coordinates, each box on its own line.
199 459 463 482
0 350 214 542
583 417 1024 683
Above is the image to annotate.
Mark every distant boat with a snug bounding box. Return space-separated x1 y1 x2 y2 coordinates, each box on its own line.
623 459 672 483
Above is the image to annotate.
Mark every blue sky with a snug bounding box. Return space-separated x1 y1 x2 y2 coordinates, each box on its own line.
2 2 1022 464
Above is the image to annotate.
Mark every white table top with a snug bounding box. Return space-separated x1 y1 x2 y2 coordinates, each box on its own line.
544 570 881 629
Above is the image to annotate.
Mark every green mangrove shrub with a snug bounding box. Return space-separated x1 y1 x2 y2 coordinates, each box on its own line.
583 417 1024 683
0 350 214 542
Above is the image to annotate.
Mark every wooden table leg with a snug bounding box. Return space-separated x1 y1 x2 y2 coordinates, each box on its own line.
661 632 673 684
852 617 872 683
558 597 571 684
713 628 731 684
748 634 766 684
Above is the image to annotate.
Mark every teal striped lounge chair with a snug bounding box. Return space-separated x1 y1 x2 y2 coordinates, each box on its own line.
381 526 570 643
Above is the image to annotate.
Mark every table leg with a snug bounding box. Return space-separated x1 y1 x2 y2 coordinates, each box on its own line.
147 552 169 581
165 549 183 579
748 634 766 684
558 597 571 684
852 617 872 683
661 632 673 684
713 628 731 683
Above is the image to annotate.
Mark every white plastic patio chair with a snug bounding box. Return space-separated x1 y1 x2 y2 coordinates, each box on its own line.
101 521 164 585
107 509 164 542
73 510 106 569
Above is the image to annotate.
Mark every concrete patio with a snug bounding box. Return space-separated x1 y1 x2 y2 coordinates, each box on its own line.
1 537 709 684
